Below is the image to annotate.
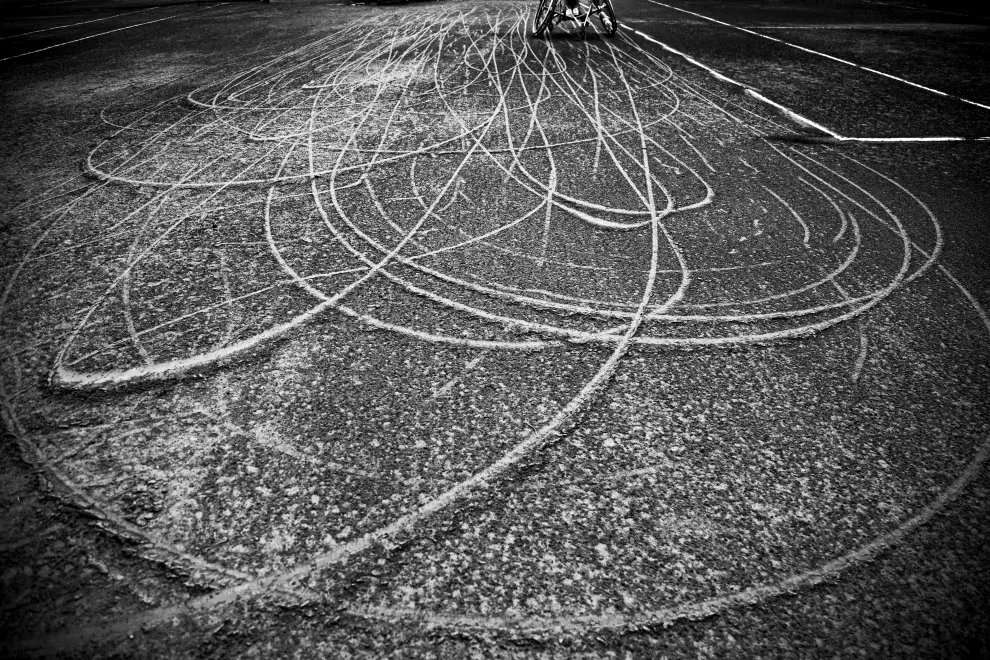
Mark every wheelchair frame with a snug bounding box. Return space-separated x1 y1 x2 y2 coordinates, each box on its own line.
532 0 617 39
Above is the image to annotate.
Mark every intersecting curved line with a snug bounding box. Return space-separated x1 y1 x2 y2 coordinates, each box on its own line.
4 7 980 648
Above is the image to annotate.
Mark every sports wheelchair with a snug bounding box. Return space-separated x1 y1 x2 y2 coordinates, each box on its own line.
532 0 617 39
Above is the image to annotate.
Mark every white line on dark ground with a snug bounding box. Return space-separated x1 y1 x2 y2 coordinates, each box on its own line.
855 0 990 20
4 5 990 652
625 23 990 142
0 4 227 63
644 0 990 112
0 6 158 41
744 24 989 30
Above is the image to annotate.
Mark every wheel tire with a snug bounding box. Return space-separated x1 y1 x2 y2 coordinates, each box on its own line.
533 0 555 37
597 0 617 35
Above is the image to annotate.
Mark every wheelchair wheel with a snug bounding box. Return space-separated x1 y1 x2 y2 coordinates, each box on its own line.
533 0 556 37
596 0 617 35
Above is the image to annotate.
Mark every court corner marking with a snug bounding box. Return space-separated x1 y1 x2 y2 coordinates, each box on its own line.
624 25 989 144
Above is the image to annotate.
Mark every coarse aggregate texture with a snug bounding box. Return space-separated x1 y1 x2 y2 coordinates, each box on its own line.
1 0 989 657
618 0 990 138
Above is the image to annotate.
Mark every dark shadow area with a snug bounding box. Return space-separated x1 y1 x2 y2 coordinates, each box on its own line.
0 0 354 18
535 30 615 42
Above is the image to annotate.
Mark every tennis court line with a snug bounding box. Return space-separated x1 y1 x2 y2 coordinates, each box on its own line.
625 25 990 143
643 0 990 113
0 7 158 41
0 4 225 63
855 0 990 20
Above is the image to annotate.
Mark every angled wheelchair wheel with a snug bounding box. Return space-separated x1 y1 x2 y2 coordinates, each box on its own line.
596 0 617 35
533 0 556 37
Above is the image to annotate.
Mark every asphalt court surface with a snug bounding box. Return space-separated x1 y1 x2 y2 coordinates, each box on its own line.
1 0 989 657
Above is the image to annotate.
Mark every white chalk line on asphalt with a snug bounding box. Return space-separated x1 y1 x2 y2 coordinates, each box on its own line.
19 3 940 434
855 0 990 20
625 20 990 142
0 4 227 64
645 0 990 112
35 9 948 376
1 3 987 653
0 6 158 41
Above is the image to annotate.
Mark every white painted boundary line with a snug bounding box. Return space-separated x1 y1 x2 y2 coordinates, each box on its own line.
856 0 989 20
743 88 841 138
645 0 990 112
5 8 990 652
0 7 161 41
0 4 226 64
624 24 990 143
